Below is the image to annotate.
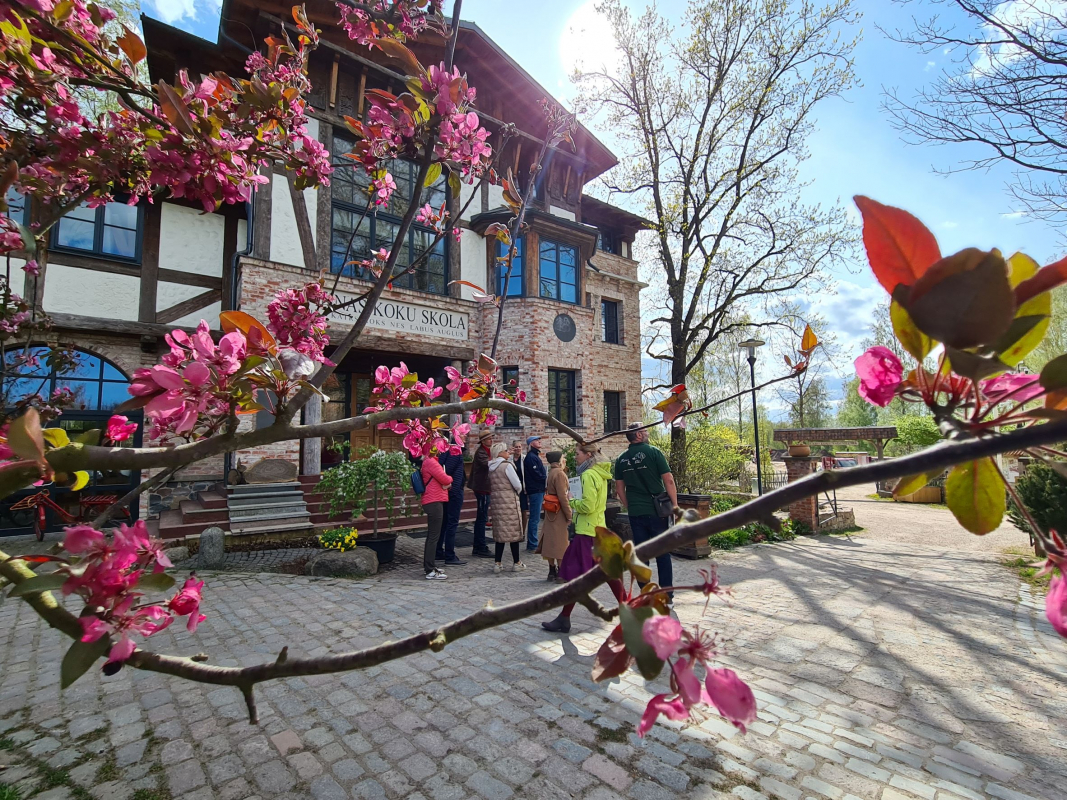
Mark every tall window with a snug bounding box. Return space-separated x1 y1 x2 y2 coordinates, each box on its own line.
597 230 618 255
604 391 622 433
602 299 620 344
539 238 578 304
330 135 448 294
501 366 520 426
4 188 26 224
548 369 576 426
53 201 142 262
496 237 523 297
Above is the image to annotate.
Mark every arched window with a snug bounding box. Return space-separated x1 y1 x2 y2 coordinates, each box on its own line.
4 347 131 411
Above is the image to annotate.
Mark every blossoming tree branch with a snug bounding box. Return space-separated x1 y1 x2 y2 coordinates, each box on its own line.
1 0 1067 738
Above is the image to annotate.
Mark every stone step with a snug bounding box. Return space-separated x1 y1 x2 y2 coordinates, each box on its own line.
229 503 310 521
227 493 306 509
230 516 315 535
196 491 228 510
230 482 302 495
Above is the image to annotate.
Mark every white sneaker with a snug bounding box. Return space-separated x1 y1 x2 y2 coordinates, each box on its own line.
425 569 447 580
493 563 502 574
512 562 526 572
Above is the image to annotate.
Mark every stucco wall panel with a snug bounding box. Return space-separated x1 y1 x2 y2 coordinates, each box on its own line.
158 204 225 277
43 264 139 321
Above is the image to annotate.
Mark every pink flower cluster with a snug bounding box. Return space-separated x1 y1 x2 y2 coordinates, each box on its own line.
638 615 757 737
854 346 904 407
337 0 444 46
370 171 397 206
416 202 462 243
436 110 492 179
61 520 205 665
368 362 454 457
266 282 336 366
129 321 264 442
105 414 138 443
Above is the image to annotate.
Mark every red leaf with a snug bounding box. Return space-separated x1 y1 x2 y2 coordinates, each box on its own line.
1015 255 1067 306
591 625 634 682
854 196 941 295
116 25 147 65
3 554 68 564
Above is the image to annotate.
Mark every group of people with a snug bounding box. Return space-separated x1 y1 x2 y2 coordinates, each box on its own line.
415 423 679 627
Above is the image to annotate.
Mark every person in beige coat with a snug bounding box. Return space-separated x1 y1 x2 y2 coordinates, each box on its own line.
535 451 571 581
488 441 526 573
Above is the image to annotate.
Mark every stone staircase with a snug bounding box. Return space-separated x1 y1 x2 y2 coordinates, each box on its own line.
227 482 311 535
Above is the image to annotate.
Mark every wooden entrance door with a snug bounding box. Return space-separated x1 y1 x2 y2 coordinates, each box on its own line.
350 374 404 456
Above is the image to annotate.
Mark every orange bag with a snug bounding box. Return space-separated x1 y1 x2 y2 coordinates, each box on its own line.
543 494 561 514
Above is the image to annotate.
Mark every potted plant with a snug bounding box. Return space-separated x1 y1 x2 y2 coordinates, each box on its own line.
316 449 413 564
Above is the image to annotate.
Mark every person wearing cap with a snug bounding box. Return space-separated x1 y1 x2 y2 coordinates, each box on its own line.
536 450 571 580
522 435 547 551
468 430 495 558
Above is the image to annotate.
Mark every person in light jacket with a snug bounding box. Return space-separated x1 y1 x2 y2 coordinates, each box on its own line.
488 441 526 574
541 443 624 633
419 454 452 580
535 451 571 581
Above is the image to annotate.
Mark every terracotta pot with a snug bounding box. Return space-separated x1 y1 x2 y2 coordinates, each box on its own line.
788 444 811 457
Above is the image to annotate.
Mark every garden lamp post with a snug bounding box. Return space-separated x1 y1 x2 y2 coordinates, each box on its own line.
739 338 766 495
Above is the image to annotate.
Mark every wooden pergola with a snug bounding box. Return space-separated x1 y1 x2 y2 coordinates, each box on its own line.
773 426 898 460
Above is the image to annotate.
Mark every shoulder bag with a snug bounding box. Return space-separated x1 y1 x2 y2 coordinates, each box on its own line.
631 457 674 519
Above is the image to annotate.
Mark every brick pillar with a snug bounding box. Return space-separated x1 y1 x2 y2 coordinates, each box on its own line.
783 456 819 532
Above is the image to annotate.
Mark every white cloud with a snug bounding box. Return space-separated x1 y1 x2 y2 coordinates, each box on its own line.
941 220 959 229
925 60 936 71
142 0 220 25
1002 210 1028 219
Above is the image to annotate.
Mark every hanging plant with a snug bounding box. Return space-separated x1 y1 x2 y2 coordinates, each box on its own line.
317 448 413 529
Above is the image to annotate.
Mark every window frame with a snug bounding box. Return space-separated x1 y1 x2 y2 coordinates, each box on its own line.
496 236 524 297
501 366 520 427
3 188 28 226
603 391 623 434
538 237 580 305
3 345 133 413
601 299 621 345
51 200 144 264
548 368 577 426
597 230 619 256
329 135 450 295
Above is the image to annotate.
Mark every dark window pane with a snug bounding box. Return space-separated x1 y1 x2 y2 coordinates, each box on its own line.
56 217 95 251
55 379 99 410
502 367 519 426
604 392 622 433
540 278 557 299
496 237 523 297
560 246 576 267
4 188 25 222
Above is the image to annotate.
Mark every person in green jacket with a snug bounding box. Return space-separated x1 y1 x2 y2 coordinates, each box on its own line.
542 443 624 634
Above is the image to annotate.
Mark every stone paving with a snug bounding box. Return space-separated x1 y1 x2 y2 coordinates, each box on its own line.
1 504 1066 800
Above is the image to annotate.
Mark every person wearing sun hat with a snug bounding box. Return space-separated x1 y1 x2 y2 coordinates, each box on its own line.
469 428 495 558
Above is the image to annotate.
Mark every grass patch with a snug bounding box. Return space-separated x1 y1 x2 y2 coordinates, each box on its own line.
0 786 21 800
593 724 629 744
132 789 171 800
0 738 14 751
96 755 119 783
826 525 865 536
1003 549 1051 592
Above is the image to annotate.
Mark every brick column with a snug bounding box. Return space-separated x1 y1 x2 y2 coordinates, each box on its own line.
783 456 819 531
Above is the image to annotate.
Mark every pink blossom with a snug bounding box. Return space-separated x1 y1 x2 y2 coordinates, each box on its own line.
643 615 683 660
63 524 105 555
371 172 396 205
1046 573 1067 638
105 415 137 443
855 346 904 407
169 576 206 632
704 668 758 733
980 373 1043 405
21 260 39 276
637 694 689 738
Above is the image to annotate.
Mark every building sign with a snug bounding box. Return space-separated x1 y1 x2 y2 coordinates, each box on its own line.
329 292 469 341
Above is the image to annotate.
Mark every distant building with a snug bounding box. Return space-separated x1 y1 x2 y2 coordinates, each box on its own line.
0 0 647 535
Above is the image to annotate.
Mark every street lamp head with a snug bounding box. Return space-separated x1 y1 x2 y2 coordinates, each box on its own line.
738 338 765 360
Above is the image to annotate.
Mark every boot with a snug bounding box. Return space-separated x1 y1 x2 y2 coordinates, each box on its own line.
541 614 571 633
546 565 556 581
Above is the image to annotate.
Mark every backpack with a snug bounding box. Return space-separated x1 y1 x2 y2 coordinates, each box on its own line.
410 469 426 495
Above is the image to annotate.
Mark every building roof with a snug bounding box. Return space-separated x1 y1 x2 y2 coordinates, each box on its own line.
773 427 899 445
580 195 652 236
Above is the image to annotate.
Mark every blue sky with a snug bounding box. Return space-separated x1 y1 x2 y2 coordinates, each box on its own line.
142 0 1061 410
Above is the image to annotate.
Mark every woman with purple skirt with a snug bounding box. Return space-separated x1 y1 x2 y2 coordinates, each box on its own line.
541 443 624 633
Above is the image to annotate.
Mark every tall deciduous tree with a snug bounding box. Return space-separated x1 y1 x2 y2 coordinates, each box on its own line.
574 0 859 477
884 1 1067 222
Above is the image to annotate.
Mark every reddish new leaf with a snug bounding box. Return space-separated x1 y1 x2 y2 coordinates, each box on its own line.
854 196 941 295
592 624 634 682
1015 255 1067 306
116 25 147 65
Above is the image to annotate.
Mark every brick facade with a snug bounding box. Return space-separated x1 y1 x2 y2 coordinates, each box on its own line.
783 456 819 530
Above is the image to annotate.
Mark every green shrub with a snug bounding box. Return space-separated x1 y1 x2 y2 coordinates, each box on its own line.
317 448 412 524
318 527 358 551
1007 462 1067 537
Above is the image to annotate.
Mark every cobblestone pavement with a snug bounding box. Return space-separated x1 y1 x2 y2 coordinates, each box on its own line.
1 525 1066 800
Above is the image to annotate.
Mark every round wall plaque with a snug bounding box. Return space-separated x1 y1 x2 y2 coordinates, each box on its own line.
553 313 576 342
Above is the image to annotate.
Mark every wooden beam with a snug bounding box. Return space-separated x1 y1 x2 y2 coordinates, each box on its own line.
138 203 162 323
252 165 272 259
221 214 238 311
48 312 215 337
46 253 140 277
329 54 339 108
356 68 367 116
156 288 222 325
157 269 224 289
287 173 318 271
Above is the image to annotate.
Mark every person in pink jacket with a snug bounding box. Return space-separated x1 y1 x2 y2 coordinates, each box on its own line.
420 454 453 580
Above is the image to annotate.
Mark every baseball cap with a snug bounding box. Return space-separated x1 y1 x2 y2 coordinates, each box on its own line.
526 436 542 445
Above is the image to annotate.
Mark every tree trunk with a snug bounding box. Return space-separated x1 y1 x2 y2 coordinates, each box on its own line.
668 351 687 487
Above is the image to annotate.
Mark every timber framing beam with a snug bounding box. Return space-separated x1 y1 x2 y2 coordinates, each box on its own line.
156 288 222 325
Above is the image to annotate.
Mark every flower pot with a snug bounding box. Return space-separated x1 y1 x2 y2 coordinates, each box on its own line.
788 445 811 457
358 534 397 564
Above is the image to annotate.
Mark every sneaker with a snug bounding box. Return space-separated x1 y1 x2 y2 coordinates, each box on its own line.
444 557 467 566
493 563 502 574
425 569 447 580
512 562 526 572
